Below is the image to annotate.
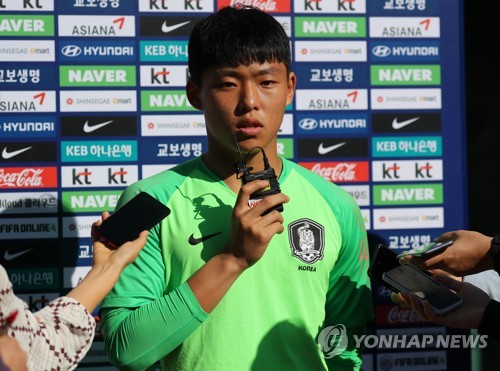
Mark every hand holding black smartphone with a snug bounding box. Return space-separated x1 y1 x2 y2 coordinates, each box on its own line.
396 239 454 259
369 244 463 315
382 263 463 315
96 192 170 247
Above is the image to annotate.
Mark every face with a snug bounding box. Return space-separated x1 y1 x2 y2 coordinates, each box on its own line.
187 62 296 158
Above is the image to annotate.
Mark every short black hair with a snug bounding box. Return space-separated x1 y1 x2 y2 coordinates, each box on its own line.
188 4 291 85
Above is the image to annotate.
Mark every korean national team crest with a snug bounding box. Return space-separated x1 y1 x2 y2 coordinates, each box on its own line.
288 218 325 264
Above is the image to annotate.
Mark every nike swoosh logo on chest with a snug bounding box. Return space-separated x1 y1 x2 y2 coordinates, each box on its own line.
188 231 222 245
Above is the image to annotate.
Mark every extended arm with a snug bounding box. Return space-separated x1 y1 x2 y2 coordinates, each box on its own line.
401 230 494 276
66 212 149 313
396 274 500 341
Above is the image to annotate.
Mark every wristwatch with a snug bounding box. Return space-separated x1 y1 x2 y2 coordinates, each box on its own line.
490 234 500 274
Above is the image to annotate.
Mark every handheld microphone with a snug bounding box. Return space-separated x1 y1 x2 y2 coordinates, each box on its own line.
233 136 283 215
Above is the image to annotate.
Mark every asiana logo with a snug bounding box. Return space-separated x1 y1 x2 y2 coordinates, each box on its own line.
288 218 324 264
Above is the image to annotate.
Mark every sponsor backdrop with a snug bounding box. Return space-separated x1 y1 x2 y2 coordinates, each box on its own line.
0 0 468 370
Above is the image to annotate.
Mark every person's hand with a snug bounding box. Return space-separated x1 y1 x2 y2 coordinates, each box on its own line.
91 212 149 271
0 335 27 371
400 230 494 276
390 269 461 308
66 213 150 313
392 274 491 329
227 180 289 269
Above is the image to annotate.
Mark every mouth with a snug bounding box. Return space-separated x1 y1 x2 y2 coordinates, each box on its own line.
235 119 263 137
236 118 262 130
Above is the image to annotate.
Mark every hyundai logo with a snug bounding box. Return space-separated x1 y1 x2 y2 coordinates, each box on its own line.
61 45 82 57
372 45 391 57
298 118 318 130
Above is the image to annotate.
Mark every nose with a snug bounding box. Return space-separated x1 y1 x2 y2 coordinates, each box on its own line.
237 83 257 113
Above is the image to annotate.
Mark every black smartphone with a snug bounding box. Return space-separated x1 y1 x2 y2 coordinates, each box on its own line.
396 239 454 258
369 244 463 314
382 264 463 315
96 192 170 247
368 243 401 282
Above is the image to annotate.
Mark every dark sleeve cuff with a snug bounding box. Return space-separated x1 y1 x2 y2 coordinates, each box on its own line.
490 234 500 274
478 300 500 341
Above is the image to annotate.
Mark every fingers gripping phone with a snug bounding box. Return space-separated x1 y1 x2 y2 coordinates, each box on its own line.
96 192 170 247
396 239 454 259
382 264 463 315
369 244 463 315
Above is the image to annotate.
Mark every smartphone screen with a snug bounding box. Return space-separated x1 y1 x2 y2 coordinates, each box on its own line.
397 239 454 258
96 192 170 247
382 264 463 314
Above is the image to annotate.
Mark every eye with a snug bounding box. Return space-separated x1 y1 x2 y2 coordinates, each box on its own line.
261 80 277 87
215 81 236 89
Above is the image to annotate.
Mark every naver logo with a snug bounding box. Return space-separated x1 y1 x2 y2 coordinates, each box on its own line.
60 66 136 87
62 190 122 212
141 90 195 112
295 17 366 37
0 15 54 36
371 65 441 86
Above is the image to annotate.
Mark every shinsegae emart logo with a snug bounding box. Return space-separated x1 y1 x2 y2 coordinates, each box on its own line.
0 40 55 62
59 90 137 112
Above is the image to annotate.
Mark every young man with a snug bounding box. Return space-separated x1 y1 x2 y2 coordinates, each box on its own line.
100 5 374 370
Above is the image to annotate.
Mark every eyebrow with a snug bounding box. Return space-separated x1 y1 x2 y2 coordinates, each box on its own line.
214 65 284 78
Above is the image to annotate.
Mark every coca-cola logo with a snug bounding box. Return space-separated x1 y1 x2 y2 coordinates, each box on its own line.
375 304 430 326
387 306 424 324
229 0 277 11
299 161 369 182
220 0 290 12
0 167 57 188
311 163 357 182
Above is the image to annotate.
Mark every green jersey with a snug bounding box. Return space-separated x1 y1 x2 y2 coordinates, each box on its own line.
100 157 374 371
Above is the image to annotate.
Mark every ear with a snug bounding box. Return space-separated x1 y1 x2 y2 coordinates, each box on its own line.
286 72 297 106
186 78 203 111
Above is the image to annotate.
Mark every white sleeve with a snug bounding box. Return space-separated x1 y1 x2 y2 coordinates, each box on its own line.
0 265 96 371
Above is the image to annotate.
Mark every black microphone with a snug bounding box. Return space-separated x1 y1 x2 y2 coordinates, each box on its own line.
232 135 283 215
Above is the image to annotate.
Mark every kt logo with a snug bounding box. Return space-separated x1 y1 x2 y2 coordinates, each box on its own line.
0 0 43 8
304 0 356 11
